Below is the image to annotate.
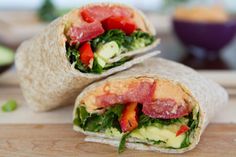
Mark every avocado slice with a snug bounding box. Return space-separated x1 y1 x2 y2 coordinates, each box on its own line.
94 53 106 68
131 125 186 148
95 41 120 61
0 46 14 66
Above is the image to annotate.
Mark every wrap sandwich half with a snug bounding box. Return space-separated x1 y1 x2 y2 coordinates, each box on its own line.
15 3 160 111
73 58 228 153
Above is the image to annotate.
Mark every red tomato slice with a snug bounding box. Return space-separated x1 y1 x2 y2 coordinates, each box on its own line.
80 10 95 23
119 102 138 132
67 21 104 45
81 5 133 23
102 16 136 35
79 42 94 65
176 125 190 137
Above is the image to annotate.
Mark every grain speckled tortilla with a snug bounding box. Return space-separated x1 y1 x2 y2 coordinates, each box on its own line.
15 3 160 111
73 58 228 153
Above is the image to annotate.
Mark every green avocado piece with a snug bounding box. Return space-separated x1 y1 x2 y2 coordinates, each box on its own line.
131 124 186 148
95 41 120 61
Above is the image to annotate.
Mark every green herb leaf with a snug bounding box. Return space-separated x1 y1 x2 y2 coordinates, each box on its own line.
91 29 154 52
118 133 130 153
84 114 103 132
108 104 124 119
180 110 200 148
125 29 155 50
91 57 103 74
180 134 190 148
138 114 182 128
91 30 127 50
66 44 90 73
75 104 124 132
1 100 17 112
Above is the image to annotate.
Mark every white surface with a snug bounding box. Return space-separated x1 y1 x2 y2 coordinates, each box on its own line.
0 0 162 11
0 103 73 124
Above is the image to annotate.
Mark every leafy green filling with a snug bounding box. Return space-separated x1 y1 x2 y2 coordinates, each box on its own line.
91 29 154 52
66 43 131 74
180 111 200 148
138 114 187 127
66 29 154 74
74 105 124 132
73 105 199 152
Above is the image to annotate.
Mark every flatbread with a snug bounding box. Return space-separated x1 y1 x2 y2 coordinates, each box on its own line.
15 3 159 111
73 57 228 153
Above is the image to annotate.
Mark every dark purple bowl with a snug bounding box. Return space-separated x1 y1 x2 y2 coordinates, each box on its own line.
173 18 236 56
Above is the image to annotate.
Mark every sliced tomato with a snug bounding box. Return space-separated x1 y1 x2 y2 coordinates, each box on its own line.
102 16 136 35
79 42 94 65
80 10 95 23
81 5 133 23
119 102 138 132
176 125 190 137
67 21 104 45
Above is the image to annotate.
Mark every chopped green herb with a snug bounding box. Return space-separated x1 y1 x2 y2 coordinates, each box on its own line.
91 57 103 74
74 104 124 132
91 30 127 50
118 133 130 153
127 29 154 50
1 100 17 112
138 114 184 128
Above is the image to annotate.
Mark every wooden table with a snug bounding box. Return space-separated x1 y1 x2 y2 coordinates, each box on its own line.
1 70 236 157
0 124 235 157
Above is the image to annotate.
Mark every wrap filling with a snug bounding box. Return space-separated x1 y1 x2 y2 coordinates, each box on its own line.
65 5 155 73
74 77 199 152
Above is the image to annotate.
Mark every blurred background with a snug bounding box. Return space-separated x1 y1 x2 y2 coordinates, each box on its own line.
1 0 236 75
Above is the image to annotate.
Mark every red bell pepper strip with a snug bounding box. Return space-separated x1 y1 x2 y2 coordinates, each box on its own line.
102 16 137 35
119 102 138 132
79 42 94 65
176 125 190 136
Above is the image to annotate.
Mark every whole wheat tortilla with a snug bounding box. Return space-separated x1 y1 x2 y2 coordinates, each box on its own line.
73 57 228 153
15 3 160 111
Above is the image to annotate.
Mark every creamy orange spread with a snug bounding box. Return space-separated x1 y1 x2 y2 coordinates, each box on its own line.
174 5 229 23
81 77 193 113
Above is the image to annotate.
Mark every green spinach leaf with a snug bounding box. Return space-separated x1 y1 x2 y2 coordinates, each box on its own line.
74 104 124 132
66 44 90 73
118 133 130 153
91 57 103 74
180 111 199 148
138 114 182 128
91 30 127 50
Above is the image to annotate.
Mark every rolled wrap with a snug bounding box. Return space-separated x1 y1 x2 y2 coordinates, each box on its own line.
73 58 228 153
15 3 160 111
